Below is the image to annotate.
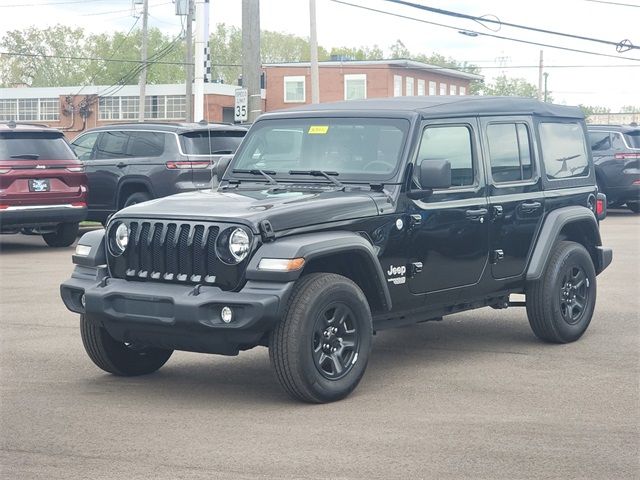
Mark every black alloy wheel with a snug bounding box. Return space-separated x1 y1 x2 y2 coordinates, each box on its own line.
558 265 590 325
312 303 359 380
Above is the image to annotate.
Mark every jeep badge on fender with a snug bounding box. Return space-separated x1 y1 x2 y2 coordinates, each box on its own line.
61 97 612 403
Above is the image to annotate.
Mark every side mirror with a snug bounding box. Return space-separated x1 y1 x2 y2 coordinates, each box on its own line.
215 155 233 179
420 159 451 189
407 159 452 200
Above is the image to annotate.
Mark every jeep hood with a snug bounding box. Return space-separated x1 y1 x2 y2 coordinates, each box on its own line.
115 187 384 232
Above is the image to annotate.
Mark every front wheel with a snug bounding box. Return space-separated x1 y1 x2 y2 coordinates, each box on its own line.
80 315 173 376
526 241 596 343
627 202 640 214
269 273 373 403
42 222 79 247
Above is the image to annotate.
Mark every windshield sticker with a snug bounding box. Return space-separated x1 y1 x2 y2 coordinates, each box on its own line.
308 125 329 135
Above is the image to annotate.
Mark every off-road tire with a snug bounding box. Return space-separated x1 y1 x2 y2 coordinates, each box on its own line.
269 273 373 403
627 202 640 214
123 191 151 209
526 241 596 343
42 222 79 247
80 315 173 376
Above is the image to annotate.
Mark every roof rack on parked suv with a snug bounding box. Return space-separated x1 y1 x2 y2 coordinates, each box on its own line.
1 120 52 129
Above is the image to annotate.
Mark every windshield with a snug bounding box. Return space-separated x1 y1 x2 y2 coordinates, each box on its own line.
230 117 410 181
0 131 74 160
180 130 245 155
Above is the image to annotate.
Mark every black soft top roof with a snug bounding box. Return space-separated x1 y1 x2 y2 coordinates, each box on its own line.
274 96 584 119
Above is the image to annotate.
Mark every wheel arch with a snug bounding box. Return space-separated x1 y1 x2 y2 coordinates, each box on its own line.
117 178 155 209
245 231 392 313
526 206 603 281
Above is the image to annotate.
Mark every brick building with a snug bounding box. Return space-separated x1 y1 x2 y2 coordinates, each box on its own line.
0 59 481 139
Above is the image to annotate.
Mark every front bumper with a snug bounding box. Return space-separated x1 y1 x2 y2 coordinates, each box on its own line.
61 266 294 355
0 204 87 230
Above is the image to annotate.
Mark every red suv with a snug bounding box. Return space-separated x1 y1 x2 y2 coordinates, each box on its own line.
0 122 87 247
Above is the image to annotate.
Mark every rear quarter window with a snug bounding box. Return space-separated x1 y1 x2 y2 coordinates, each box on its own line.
539 122 589 180
180 130 245 155
624 130 640 149
0 131 74 160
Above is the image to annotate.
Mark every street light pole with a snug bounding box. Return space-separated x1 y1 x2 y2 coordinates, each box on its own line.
309 0 319 104
185 0 194 122
137 0 149 122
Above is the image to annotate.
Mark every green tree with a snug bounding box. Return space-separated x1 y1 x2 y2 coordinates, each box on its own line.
328 45 383 61
480 75 543 99
620 105 640 113
578 104 611 116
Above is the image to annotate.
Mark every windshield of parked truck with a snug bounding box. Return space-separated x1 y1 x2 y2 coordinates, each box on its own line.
230 117 410 181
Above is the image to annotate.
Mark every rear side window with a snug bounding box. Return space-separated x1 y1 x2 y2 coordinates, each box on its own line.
486 123 533 183
418 125 474 187
624 130 640 149
611 133 626 151
180 131 245 155
539 123 589 180
0 131 74 160
95 131 129 159
589 132 611 151
126 131 165 157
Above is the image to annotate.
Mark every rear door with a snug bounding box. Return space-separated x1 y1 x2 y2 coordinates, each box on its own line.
481 117 545 279
83 131 130 211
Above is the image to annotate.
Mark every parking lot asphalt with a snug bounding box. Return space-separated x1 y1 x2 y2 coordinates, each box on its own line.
0 213 638 480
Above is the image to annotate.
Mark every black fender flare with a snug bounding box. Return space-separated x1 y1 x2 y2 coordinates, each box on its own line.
245 231 392 311
116 177 156 208
72 229 106 267
526 206 602 281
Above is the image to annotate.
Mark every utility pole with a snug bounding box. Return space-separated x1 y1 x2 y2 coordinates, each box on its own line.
185 0 194 122
543 72 549 103
537 50 543 101
194 0 209 121
242 0 262 122
309 0 319 104
137 0 149 122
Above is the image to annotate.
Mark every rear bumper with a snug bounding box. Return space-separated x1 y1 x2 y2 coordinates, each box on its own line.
0 204 87 230
606 184 640 204
595 246 613 275
60 268 294 355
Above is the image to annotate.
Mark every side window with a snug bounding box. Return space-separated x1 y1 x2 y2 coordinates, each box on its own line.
539 122 589 180
95 131 129 159
486 123 533 183
71 132 99 161
611 132 626 151
126 131 166 157
418 125 474 187
589 132 611 151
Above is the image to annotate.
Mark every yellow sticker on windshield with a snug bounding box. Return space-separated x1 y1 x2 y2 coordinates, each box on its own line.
308 125 329 134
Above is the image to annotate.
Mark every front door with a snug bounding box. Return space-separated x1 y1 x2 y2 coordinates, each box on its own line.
407 118 490 295
481 118 545 279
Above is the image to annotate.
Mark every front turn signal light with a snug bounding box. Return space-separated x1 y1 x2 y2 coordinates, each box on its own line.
257 258 305 272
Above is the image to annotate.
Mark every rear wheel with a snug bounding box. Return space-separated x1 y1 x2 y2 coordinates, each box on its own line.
80 315 173 376
123 191 151 209
42 222 79 247
269 273 373 403
626 202 640 214
526 241 596 343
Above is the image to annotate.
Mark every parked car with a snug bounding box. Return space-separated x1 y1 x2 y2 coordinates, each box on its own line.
587 124 640 213
61 97 611 403
69 122 247 223
0 121 87 247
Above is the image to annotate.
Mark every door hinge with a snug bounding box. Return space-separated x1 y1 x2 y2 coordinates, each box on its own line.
491 249 504 264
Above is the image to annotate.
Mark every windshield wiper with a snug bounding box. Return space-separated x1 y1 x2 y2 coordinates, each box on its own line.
289 170 344 189
10 153 40 160
232 168 278 185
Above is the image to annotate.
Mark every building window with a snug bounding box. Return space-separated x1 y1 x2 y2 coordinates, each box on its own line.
439 83 447 95
39 98 59 121
120 96 139 120
98 97 119 120
459 86 467 96
428 81 436 96
99 95 186 120
450 85 457 95
344 74 367 100
284 76 306 103
17 99 38 121
393 75 402 97
165 95 186 119
144 95 164 119
0 99 17 121
417 79 426 96
405 77 414 96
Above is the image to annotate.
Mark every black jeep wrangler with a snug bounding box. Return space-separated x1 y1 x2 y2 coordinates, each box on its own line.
60 97 612 403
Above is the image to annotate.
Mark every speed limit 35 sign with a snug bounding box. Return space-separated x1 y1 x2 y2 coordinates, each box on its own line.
234 88 248 122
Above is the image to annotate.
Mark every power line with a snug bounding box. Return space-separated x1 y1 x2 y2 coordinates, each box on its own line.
79 1 171 16
0 51 194 66
381 0 638 51
0 0 120 7
583 0 640 6
328 0 640 62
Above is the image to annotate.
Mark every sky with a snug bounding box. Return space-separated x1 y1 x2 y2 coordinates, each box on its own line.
1 0 639 110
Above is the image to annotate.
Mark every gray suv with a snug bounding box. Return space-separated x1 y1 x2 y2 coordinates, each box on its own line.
70 122 247 223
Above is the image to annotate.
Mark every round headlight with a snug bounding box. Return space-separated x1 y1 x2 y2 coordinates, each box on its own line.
112 222 129 255
229 228 250 262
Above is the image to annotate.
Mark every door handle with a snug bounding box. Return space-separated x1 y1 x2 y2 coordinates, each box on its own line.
465 208 488 222
116 162 127 168
520 201 542 212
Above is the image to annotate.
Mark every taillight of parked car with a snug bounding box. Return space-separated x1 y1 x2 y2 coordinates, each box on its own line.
165 161 210 169
66 166 85 172
614 152 640 160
